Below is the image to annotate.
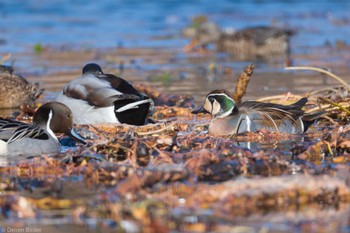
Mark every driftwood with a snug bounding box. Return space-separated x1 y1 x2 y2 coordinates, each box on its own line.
232 64 254 105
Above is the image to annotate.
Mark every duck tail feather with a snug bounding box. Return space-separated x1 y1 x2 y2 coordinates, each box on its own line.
291 97 308 108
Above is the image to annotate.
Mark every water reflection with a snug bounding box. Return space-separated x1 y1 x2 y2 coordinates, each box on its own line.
234 138 303 153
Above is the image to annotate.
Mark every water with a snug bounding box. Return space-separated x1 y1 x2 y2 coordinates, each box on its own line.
0 0 350 54
1 2 350 231
1 0 350 116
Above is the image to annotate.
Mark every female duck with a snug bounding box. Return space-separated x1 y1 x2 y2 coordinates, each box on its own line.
184 22 294 59
0 102 86 156
55 63 153 125
0 65 44 108
192 90 308 136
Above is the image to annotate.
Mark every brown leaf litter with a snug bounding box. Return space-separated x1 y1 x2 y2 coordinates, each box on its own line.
1 65 350 232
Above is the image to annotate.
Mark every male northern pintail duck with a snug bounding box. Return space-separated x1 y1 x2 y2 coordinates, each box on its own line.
192 90 309 136
0 65 44 108
184 21 294 59
0 102 86 156
55 63 154 125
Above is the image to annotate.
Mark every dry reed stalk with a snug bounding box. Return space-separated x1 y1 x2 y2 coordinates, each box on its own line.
232 64 254 105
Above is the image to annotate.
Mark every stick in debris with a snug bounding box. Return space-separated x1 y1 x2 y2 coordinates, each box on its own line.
232 64 255 105
285 66 350 92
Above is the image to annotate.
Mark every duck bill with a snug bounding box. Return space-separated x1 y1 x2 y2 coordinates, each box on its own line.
183 38 199 52
191 106 209 114
68 128 87 145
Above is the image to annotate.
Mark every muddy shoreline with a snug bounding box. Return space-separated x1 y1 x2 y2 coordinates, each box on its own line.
9 44 350 105
1 44 350 232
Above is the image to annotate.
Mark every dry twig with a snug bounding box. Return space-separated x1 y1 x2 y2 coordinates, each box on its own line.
318 97 350 115
285 66 350 92
232 64 254 105
257 93 305 103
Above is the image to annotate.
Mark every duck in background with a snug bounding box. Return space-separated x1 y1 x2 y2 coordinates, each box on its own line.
183 19 294 60
192 90 320 136
55 63 154 125
0 102 86 157
0 65 44 109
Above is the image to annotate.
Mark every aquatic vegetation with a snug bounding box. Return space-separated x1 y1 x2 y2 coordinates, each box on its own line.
33 43 44 54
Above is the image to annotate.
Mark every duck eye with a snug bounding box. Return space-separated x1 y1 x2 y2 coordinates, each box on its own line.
208 97 215 103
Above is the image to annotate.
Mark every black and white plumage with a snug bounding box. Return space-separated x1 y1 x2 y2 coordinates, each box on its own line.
55 63 154 125
0 102 86 156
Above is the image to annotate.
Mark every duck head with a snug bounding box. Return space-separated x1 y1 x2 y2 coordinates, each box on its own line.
184 22 222 52
33 102 86 144
192 90 237 118
0 65 14 74
82 63 103 75
24 82 44 106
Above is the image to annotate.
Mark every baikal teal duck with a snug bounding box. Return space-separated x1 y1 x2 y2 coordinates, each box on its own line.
192 90 322 136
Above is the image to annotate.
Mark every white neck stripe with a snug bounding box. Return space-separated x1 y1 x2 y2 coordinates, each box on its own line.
46 110 58 142
207 93 233 100
246 115 251 131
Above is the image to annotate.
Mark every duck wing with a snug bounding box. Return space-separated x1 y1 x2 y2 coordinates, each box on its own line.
0 118 25 128
97 74 154 119
240 98 306 119
62 75 140 107
239 98 307 130
98 74 142 96
8 125 49 143
230 26 294 45
0 118 27 140
0 118 48 143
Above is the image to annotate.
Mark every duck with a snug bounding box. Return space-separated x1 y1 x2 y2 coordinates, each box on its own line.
55 63 154 125
0 65 44 109
184 21 294 59
0 102 86 157
192 90 311 136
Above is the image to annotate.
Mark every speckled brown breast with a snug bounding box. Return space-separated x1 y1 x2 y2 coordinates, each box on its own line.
0 73 43 108
216 27 291 59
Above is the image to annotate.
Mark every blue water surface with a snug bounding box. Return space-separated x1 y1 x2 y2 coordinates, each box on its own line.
0 0 350 53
